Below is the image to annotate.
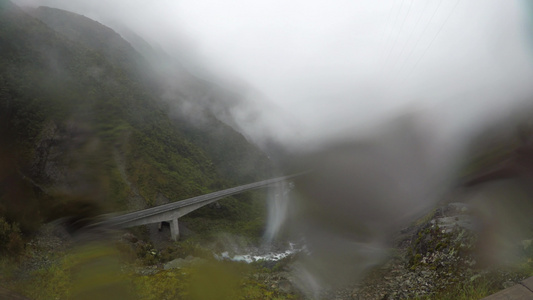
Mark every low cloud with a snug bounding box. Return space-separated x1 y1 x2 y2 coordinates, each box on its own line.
13 0 533 150
12 0 533 293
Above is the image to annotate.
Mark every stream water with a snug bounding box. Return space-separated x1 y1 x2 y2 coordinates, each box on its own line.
215 242 302 263
215 180 298 263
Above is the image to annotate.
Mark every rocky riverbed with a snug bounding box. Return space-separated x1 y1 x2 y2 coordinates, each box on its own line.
235 201 532 299
319 202 533 299
4 201 533 300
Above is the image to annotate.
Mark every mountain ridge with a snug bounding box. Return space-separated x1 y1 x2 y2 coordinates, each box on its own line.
0 1 273 234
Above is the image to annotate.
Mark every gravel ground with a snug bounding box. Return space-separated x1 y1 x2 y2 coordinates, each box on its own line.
6 201 531 300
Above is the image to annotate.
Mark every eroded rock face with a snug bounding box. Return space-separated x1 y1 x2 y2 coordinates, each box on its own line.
349 203 483 299
348 201 532 299
407 203 478 280
30 120 100 195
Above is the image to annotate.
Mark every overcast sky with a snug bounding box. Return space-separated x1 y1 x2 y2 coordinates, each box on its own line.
15 0 533 147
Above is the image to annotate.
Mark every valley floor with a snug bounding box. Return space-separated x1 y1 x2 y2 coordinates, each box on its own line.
1 199 533 300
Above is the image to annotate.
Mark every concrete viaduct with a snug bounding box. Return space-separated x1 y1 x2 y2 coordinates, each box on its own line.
98 174 299 240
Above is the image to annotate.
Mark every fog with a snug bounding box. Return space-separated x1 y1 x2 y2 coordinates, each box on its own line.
14 0 533 149
13 0 533 296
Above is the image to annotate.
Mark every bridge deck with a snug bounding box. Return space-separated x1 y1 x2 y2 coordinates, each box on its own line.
102 174 299 228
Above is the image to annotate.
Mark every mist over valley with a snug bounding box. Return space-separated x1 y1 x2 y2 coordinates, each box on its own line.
1 0 533 299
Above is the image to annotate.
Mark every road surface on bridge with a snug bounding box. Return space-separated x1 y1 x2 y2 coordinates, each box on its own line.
96 173 302 240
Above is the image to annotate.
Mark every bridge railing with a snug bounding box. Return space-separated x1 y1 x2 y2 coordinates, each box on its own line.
97 173 304 230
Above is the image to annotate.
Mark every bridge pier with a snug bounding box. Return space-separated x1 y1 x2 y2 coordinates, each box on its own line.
104 175 299 241
170 217 179 241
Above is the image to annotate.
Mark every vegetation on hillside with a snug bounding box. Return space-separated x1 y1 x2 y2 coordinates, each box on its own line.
0 1 274 238
0 3 283 298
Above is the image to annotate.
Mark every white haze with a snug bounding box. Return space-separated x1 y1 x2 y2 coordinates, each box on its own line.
14 0 533 148
14 0 533 296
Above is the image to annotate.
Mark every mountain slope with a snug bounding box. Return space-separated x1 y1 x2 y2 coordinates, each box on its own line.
29 5 274 183
0 1 273 233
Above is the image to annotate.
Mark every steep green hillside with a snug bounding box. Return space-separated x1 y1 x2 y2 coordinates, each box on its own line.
0 1 273 234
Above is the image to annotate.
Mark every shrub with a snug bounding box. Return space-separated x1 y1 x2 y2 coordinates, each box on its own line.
0 217 24 257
